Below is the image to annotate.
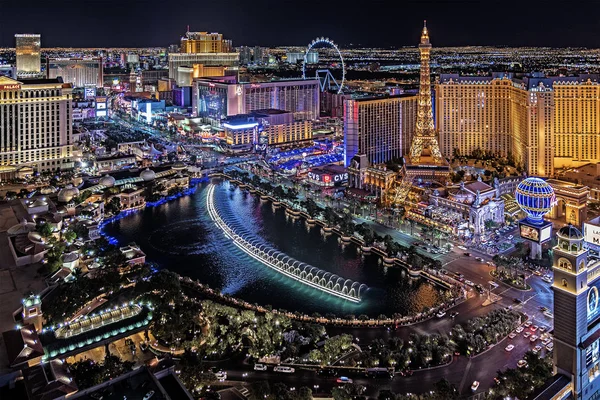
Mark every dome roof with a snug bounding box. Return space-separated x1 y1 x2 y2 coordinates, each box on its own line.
99 174 116 187
557 224 583 240
7 221 36 236
515 178 555 223
172 161 186 170
58 185 80 203
140 168 156 181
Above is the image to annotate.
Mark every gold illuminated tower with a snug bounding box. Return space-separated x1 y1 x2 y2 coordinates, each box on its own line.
409 21 443 164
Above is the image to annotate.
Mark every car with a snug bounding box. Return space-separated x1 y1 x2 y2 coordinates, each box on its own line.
513 298 522 304
524 320 533 327
216 371 227 381
542 276 553 283
533 270 542 276
274 366 295 373
517 360 528 369
546 343 554 351
516 326 524 333
143 391 155 400
337 377 353 384
531 325 539 332
505 344 515 352
544 311 554 318
464 252 471 257
533 345 543 354
436 311 446 318
476 257 484 262
524 332 531 338
254 364 267 371
450 311 459 318
471 381 480 391
530 335 539 342
509 332 517 339
508 235 514 240
488 281 499 289
464 280 474 287
539 326 547 333
458 245 467 250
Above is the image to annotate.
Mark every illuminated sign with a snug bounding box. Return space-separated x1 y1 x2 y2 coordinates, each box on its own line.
307 171 348 183
236 85 243 96
520 224 539 241
587 339 600 367
0 83 20 90
223 122 258 130
519 220 552 244
585 223 600 247
84 87 96 99
590 285 600 324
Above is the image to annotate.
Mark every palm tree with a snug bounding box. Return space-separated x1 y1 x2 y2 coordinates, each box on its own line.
434 229 443 247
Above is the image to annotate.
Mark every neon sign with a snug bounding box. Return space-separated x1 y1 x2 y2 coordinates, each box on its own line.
0 84 20 90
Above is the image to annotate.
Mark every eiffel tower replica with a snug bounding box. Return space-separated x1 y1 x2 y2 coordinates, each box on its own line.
390 21 450 206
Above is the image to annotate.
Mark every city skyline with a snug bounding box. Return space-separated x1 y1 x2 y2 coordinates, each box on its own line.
2 0 600 48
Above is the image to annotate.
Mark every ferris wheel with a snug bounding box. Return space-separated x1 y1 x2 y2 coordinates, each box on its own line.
302 37 346 94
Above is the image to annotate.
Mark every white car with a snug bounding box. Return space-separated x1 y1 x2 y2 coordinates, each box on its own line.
216 371 227 381
254 363 267 371
533 345 543 354
517 360 528 369
530 335 539 342
143 391 155 400
544 311 554 318
436 311 446 318
464 280 474 287
524 332 531 338
515 326 524 333
505 344 515 352
546 343 554 351
471 381 480 391
273 366 295 373
508 332 517 339
458 245 467 250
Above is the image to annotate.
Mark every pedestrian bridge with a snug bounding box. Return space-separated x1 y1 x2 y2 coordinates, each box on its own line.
206 184 367 302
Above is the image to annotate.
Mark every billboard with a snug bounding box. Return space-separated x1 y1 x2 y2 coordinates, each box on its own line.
587 339 600 367
585 223 600 247
589 284 600 324
519 220 552 244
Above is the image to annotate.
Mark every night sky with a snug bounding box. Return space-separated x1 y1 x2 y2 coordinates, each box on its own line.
1 0 599 48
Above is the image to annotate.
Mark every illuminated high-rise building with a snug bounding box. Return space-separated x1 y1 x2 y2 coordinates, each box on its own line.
436 72 600 177
343 95 417 166
192 78 320 123
47 58 103 88
180 32 225 53
0 76 73 171
169 30 239 79
408 21 443 164
15 34 41 77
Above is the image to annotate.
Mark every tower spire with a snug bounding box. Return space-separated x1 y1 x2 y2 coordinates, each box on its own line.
409 21 442 164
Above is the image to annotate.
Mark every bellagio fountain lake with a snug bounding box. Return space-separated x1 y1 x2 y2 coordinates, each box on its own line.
103 181 446 317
